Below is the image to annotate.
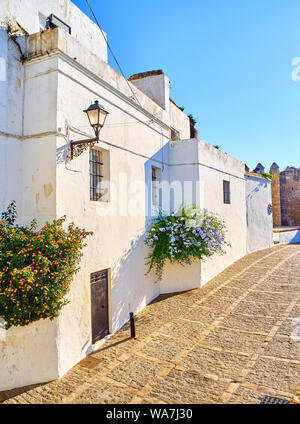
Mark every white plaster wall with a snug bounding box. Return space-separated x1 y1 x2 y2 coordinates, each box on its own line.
0 26 25 216
159 141 202 294
130 75 190 139
0 0 9 20
1 0 108 63
0 34 58 390
279 230 300 244
0 137 22 212
13 33 184 380
0 12 268 391
20 136 57 226
0 319 59 391
169 139 247 286
168 140 200 213
53 54 170 375
25 27 190 142
14 55 58 227
198 141 247 285
0 29 8 133
246 175 273 252
131 73 170 112
160 262 201 294
169 100 190 140
23 57 58 136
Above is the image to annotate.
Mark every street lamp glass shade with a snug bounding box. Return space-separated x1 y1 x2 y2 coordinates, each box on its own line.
84 100 109 130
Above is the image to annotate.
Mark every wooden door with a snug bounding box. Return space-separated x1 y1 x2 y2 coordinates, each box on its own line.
90 269 109 344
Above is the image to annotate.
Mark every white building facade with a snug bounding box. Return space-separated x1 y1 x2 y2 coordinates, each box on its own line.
0 0 273 391
245 172 273 253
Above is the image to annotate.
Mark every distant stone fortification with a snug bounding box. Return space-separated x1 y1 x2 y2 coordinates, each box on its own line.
252 163 300 227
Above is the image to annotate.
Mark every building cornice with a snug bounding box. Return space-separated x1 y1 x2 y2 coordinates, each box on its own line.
0 130 61 141
0 128 246 179
24 50 171 132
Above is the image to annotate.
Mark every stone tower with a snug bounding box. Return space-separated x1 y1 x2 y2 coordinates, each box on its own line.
253 163 265 174
280 167 300 226
269 163 281 226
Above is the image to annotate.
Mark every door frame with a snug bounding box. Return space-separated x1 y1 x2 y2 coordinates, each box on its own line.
90 268 111 345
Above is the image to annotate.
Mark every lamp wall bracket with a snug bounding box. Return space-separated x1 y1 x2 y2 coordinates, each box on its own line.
70 137 97 160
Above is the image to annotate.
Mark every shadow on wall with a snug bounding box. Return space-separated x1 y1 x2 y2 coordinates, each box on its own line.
110 230 160 334
246 181 268 201
144 143 169 218
108 144 168 332
246 180 268 227
108 144 165 332
287 230 300 244
56 143 68 164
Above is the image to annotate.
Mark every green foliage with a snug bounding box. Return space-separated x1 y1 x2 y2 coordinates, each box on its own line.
188 114 197 125
144 206 229 280
0 202 93 329
1 200 17 228
260 172 278 179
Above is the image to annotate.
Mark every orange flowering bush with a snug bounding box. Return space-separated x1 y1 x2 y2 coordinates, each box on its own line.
0 202 93 329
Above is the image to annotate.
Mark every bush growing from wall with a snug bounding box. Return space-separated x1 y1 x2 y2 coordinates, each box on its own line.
0 202 92 329
145 206 228 280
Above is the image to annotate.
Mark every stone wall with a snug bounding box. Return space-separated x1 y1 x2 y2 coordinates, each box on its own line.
269 163 282 226
280 167 300 226
254 162 300 227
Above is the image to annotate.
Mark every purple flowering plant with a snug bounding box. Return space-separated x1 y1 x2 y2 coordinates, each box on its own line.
144 205 229 280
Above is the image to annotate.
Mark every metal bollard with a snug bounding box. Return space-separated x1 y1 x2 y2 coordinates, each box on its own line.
130 312 136 338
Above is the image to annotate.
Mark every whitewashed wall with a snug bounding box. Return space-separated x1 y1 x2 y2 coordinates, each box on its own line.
0 25 24 215
0 0 108 63
0 1 272 391
168 139 247 287
278 229 300 244
0 319 59 391
0 19 193 386
54 54 172 375
245 174 273 252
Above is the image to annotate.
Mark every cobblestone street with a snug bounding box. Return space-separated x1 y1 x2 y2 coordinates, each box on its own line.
1 244 300 404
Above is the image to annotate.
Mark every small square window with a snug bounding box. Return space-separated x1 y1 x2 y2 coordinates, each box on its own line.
223 180 231 204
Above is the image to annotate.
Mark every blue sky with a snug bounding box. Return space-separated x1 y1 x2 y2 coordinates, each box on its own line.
73 0 300 171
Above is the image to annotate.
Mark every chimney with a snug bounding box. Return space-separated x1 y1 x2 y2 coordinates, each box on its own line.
129 70 170 112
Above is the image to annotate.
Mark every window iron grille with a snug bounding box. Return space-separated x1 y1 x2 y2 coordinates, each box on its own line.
90 149 104 201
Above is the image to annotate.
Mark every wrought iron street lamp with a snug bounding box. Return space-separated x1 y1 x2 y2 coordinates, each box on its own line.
70 100 109 160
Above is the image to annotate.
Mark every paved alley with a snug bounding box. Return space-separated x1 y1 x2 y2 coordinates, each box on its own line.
1 244 300 404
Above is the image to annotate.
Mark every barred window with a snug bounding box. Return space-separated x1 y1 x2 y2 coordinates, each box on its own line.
223 180 231 204
90 149 103 201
